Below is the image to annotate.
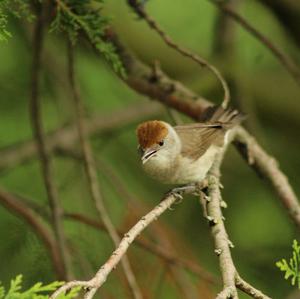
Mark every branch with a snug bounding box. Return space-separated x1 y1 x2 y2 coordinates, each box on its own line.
29 3 71 280
211 0 300 87
0 188 64 278
49 188 197 299
127 0 230 108
67 43 142 299
236 274 271 299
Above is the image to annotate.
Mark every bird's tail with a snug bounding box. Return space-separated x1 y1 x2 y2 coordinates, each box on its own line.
200 105 245 128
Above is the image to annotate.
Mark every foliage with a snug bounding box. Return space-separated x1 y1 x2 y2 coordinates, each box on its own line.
50 0 126 77
0 0 34 41
0 275 81 299
276 240 300 288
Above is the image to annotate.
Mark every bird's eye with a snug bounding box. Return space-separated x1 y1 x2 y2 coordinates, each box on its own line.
158 141 164 146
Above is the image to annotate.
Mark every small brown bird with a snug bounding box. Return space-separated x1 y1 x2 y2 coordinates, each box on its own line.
136 107 242 186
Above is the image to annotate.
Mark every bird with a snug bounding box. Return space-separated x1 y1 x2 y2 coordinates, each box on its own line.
136 106 243 190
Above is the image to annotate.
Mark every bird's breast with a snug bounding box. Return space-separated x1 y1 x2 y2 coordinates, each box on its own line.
142 154 176 183
142 146 219 184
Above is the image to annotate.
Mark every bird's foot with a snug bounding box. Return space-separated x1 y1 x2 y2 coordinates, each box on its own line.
162 184 196 205
194 179 209 196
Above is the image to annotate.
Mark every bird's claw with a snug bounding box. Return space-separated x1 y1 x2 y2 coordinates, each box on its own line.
163 189 184 204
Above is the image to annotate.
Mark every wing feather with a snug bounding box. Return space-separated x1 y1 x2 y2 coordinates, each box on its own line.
175 107 243 160
175 125 225 160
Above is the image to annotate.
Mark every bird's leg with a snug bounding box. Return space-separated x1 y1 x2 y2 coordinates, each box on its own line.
162 184 197 204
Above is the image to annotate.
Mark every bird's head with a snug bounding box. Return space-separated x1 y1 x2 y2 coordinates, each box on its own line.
136 120 181 164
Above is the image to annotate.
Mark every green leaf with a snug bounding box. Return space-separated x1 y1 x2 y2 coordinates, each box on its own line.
5 274 23 298
0 0 35 43
277 239 300 289
1 275 80 299
50 0 126 77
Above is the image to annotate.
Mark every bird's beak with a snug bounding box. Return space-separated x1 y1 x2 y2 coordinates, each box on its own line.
141 148 157 164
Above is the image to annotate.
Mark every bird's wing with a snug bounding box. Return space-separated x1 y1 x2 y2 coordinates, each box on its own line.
175 124 226 160
174 106 243 160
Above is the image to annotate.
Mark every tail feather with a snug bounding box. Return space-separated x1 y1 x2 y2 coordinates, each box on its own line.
200 105 245 128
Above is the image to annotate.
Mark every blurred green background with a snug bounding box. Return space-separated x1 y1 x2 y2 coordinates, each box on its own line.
0 0 300 298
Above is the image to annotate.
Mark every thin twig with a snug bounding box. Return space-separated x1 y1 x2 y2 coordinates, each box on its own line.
67 42 142 299
236 274 272 299
65 212 216 284
29 3 71 280
127 0 230 108
50 188 196 299
211 0 300 86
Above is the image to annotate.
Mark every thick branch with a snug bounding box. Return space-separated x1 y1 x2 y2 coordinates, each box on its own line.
29 4 71 280
50 188 196 299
